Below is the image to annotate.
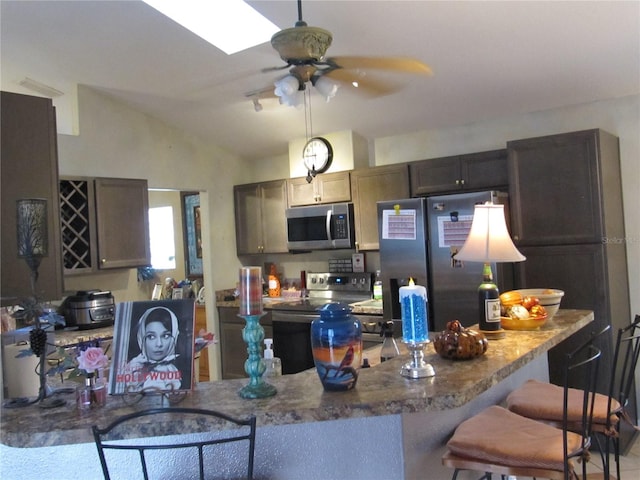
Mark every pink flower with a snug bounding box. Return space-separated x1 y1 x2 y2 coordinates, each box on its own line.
77 347 109 374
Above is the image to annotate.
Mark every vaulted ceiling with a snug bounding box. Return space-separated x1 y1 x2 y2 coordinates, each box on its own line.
2 1 638 161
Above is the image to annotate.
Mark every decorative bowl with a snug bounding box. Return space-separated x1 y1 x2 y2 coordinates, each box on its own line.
513 288 564 318
501 314 548 330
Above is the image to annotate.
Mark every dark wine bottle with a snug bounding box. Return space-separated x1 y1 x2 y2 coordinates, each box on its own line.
478 263 501 331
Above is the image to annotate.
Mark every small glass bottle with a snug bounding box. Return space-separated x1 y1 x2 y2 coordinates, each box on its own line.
76 376 93 411
373 270 383 300
380 320 400 362
263 338 282 377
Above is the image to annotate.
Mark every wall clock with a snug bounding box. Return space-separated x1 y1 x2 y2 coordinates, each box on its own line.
302 137 333 176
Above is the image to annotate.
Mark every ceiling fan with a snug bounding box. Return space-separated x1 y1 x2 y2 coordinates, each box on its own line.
255 0 433 104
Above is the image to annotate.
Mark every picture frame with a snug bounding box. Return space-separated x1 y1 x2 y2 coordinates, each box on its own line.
181 192 203 277
108 299 196 395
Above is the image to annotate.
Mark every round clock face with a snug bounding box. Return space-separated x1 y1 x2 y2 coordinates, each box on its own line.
302 137 333 174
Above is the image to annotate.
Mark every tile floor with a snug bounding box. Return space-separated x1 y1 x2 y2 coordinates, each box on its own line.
512 435 640 479
583 436 640 479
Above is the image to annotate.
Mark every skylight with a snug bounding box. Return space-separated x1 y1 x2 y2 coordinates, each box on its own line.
143 0 280 55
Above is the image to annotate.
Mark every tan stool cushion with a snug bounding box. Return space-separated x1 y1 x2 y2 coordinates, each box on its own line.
506 379 619 428
447 405 582 471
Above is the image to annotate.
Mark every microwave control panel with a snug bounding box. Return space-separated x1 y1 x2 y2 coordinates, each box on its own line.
333 213 349 239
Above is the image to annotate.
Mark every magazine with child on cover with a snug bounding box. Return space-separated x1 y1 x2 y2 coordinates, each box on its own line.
109 299 195 395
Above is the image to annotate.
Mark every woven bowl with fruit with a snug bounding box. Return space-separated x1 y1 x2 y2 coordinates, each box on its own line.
499 291 548 330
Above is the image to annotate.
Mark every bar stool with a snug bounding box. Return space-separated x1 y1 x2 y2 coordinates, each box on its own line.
442 327 604 480
92 407 256 480
507 317 640 479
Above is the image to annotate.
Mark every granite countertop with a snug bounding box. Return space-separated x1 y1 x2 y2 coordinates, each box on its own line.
0 310 593 447
51 326 114 348
1 310 593 448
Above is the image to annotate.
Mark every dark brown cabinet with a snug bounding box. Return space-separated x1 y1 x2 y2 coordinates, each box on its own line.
1 92 64 305
287 171 351 206
508 130 622 246
219 307 273 379
234 180 288 255
507 129 634 450
59 176 150 273
94 178 150 269
350 164 410 251
409 149 508 196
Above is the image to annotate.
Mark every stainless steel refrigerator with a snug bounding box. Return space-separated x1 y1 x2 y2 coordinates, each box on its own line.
378 191 514 332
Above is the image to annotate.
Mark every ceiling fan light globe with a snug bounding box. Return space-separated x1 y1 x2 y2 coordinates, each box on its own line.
277 91 303 108
274 75 300 97
314 76 339 102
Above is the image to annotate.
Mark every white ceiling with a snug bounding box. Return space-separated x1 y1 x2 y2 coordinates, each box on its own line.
2 1 639 161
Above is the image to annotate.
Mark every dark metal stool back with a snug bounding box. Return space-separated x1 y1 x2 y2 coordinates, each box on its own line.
92 407 256 480
602 314 640 479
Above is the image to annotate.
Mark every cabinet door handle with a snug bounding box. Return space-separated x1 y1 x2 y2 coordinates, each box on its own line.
460 179 465 186
101 258 107 264
455 180 460 185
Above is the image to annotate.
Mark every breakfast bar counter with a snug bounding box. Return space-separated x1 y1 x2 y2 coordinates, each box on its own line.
1 310 594 479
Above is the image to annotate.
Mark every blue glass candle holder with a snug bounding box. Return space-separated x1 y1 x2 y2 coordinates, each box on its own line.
237 266 276 399
238 313 277 399
400 281 435 379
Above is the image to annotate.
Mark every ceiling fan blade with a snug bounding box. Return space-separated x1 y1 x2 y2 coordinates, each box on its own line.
261 64 291 74
327 56 433 75
324 69 401 97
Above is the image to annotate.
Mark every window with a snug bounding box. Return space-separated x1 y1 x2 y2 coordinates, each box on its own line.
149 206 176 270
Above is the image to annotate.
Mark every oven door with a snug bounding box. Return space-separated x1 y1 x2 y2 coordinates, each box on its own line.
362 332 383 350
271 310 385 374
271 311 315 375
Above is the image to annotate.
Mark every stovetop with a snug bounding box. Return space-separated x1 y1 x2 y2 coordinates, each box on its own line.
264 298 348 312
265 272 374 313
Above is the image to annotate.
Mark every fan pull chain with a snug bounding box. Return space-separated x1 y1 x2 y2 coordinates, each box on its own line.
304 87 313 141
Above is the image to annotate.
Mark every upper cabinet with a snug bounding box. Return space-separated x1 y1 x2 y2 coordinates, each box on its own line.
350 164 410 251
94 178 150 269
234 179 288 255
287 171 351 206
60 176 150 273
507 129 622 246
1 92 64 305
409 149 508 196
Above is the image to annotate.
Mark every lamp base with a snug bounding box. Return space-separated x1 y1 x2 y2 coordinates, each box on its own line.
479 328 506 339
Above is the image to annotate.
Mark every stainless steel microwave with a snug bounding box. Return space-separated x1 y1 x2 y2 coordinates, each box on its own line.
286 203 355 251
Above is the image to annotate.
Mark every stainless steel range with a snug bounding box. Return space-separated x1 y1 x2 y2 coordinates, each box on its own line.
266 272 387 374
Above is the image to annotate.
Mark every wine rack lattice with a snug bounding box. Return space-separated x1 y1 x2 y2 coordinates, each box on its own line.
60 179 93 270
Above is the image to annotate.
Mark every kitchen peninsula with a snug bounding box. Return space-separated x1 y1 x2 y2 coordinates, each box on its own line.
1 310 593 480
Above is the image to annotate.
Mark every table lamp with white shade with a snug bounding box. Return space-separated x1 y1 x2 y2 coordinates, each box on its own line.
454 202 525 337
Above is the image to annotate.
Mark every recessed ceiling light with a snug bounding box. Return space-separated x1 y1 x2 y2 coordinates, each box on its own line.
143 0 279 55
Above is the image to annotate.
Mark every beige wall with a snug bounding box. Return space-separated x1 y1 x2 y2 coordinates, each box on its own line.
57 86 251 380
